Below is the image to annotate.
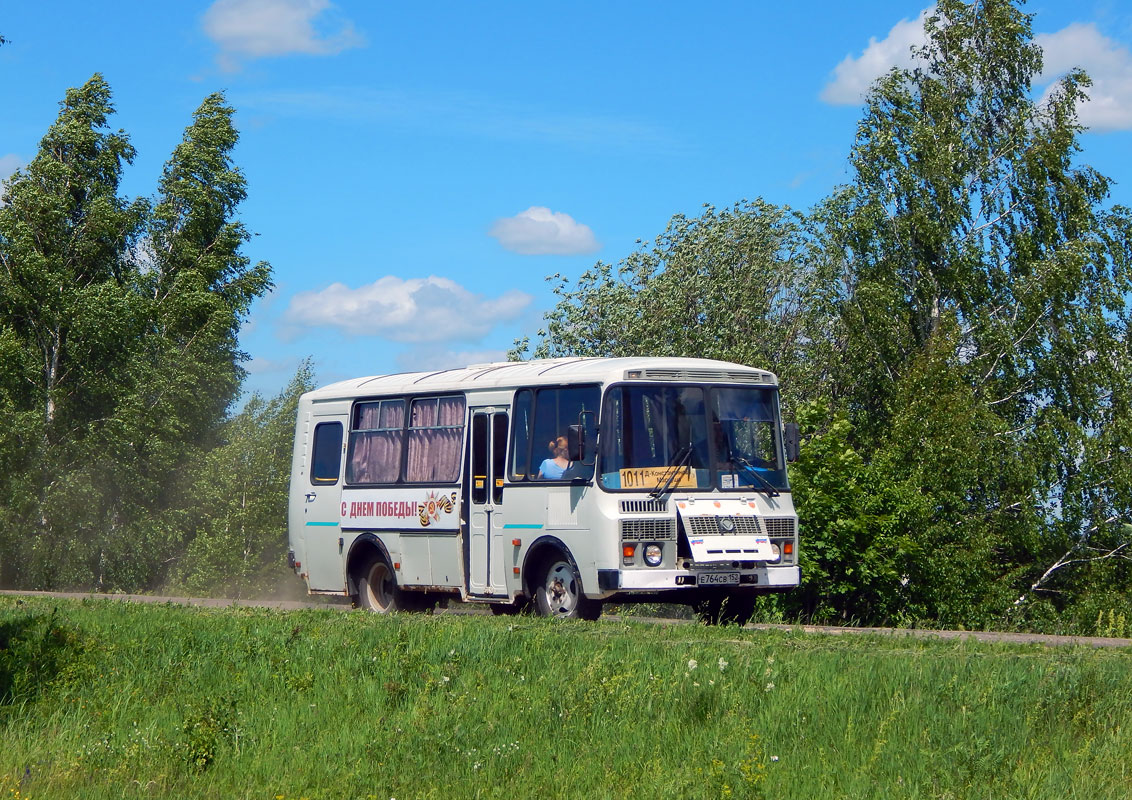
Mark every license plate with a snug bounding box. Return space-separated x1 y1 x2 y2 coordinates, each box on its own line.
698 572 739 586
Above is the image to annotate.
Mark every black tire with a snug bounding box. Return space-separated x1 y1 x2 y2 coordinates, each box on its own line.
695 590 756 626
356 555 410 613
533 556 601 620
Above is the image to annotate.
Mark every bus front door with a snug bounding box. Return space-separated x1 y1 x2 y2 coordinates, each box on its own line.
467 409 509 597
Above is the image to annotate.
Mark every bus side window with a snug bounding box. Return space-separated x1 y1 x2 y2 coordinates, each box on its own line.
406 395 465 482
347 399 405 484
311 422 344 485
509 389 533 480
531 385 600 481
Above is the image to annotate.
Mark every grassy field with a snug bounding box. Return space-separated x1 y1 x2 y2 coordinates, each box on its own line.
1 597 1130 799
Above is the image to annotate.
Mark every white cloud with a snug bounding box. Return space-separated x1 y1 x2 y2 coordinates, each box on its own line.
1036 23 1132 132
0 154 21 180
203 0 363 70
488 206 600 256
282 275 531 342
821 8 931 105
238 88 682 153
0 154 23 206
244 355 298 375
395 347 510 373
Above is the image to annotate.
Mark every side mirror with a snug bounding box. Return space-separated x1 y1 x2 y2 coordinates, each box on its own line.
577 410 598 465
567 424 585 462
784 422 800 463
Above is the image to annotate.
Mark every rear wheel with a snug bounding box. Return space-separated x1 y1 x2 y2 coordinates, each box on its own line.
357 556 408 613
534 557 601 620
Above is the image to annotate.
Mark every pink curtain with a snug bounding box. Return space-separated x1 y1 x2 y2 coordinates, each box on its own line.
406 396 465 482
348 401 405 483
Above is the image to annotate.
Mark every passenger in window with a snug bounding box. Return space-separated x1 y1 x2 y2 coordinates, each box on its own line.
537 436 571 480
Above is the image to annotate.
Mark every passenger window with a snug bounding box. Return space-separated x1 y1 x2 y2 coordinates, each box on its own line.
347 399 405 484
310 422 343 485
405 396 466 482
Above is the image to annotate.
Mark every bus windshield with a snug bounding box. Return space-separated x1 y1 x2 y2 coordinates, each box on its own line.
599 384 789 493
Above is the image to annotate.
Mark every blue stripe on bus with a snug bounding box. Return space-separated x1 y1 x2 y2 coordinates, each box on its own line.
502 523 544 529
305 521 340 527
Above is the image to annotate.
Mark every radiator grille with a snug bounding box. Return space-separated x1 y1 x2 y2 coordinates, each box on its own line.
619 499 669 514
763 517 796 538
686 515 764 538
620 518 676 541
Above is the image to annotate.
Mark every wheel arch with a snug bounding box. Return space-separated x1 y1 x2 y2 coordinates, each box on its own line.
345 533 393 597
521 535 582 598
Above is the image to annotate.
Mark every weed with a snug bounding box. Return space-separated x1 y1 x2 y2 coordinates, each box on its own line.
179 696 238 771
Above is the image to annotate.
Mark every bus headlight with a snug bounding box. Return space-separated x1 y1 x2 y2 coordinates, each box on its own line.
644 544 663 567
769 543 781 562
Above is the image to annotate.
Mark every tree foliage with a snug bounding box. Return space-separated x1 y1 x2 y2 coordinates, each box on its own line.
170 362 313 597
828 0 1132 622
0 75 272 591
513 199 840 414
521 0 1132 629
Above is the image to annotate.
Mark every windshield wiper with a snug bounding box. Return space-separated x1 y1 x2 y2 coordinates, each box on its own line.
650 444 693 499
729 454 780 498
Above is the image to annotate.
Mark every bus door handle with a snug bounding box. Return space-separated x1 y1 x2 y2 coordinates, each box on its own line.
305 492 317 502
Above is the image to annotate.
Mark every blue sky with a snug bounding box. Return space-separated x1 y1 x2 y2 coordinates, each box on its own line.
3 1 1131 399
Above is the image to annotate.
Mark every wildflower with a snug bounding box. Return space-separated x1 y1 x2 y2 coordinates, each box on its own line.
718 657 728 672
765 682 775 692
688 659 698 671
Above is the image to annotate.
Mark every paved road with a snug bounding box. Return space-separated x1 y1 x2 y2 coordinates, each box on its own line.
3 589 1130 649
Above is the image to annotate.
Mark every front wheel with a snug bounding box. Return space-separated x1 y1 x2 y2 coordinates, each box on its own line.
534 557 601 620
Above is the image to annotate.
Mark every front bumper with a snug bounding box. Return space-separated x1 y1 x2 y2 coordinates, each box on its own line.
609 564 800 591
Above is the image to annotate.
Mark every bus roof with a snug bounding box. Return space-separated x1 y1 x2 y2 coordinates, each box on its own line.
304 357 779 401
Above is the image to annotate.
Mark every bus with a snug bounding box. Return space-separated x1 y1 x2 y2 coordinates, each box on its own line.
287 357 800 623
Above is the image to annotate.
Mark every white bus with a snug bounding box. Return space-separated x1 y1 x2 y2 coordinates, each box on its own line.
287 357 800 623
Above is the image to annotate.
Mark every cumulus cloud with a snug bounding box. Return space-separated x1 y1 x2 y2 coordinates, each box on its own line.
820 10 1132 132
1036 23 1132 132
488 206 600 256
395 347 510 373
282 275 531 342
0 154 21 180
821 8 931 105
244 355 299 375
0 154 23 206
203 0 363 70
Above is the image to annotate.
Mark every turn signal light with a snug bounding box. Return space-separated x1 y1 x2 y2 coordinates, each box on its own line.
784 542 793 555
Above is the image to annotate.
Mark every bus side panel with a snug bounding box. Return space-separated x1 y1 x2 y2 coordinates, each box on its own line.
286 400 313 586
400 532 431 585
428 533 462 588
292 398 351 593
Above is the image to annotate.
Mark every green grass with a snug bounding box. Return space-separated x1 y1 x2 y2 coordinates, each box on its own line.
1 597 1130 799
